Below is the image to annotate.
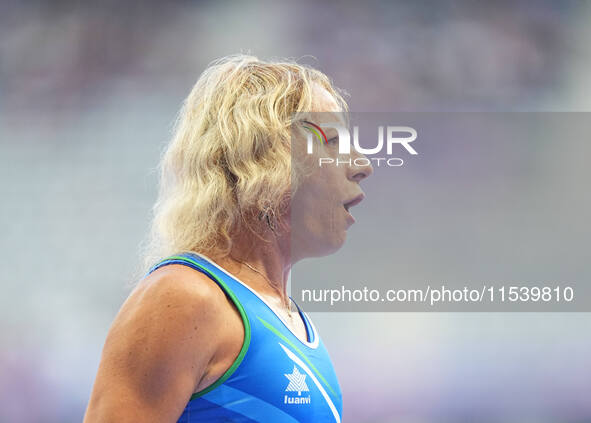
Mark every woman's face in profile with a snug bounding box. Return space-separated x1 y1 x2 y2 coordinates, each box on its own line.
289 85 373 261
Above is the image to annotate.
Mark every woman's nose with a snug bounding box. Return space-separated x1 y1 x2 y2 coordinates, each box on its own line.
347 149 374 182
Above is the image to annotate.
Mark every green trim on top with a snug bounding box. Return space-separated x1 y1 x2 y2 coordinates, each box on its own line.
154 255 251 401
257 316 336 397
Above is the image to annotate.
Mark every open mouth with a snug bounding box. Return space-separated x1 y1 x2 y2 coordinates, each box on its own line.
343 193 365 213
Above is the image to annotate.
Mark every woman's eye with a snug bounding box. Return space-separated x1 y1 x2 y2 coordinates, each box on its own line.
327 136 339 144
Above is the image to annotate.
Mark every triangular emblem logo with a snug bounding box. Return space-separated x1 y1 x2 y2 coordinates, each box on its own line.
284 365 309 396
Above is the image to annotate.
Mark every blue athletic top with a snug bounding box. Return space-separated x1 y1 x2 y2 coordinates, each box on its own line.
146 252 343 423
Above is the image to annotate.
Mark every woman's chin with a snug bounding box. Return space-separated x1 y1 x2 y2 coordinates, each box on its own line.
296 232 347 260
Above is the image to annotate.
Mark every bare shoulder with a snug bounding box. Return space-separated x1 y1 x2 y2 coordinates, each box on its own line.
139 263 229 301
128 263 231 318
84 264 242 422
108 264 233 347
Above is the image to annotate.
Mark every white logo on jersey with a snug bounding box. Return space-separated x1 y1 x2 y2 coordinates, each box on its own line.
284 365 311 404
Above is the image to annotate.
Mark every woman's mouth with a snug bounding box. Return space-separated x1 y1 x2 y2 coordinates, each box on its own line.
343 193 365 211
343 193 365 224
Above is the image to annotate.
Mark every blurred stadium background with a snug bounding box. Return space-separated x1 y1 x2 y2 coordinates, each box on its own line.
1 1 590 422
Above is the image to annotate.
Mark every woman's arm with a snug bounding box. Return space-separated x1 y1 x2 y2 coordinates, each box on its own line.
83 265 230 423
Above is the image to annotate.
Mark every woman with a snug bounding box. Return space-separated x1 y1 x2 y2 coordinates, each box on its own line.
84 55 372 423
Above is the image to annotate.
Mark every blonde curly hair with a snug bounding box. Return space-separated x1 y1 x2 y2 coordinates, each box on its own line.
141 54 347 273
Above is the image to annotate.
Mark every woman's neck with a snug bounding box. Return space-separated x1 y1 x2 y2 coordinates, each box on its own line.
212 229 293 303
